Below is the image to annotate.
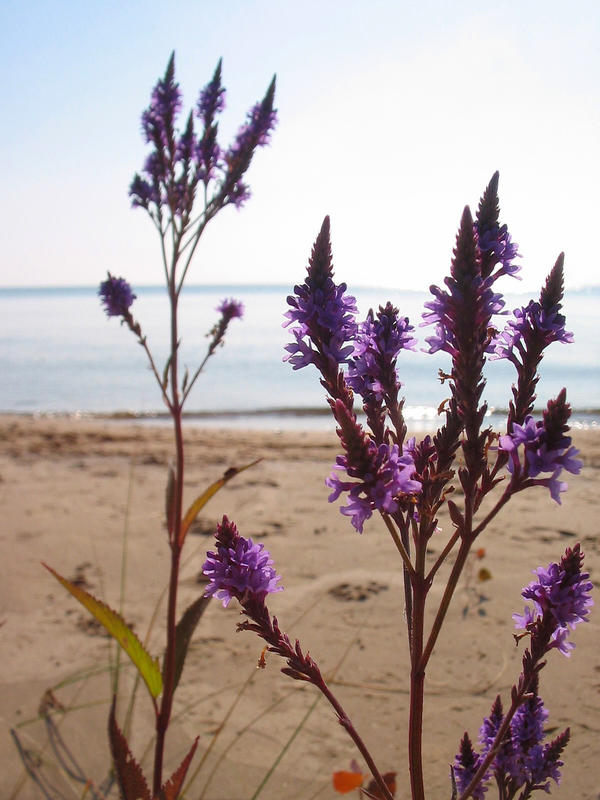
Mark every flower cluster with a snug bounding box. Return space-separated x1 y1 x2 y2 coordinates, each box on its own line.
422 172 520 362
513 543 593 656
347 303 417 403
493 256 572 426
422 226 506 358
129 53 277 219
456 688 570 799
499 390 582 503
284 217 358 376
455 544 591 798
202 516 282 608
493 262 573 366
475 221 521 280
98 273 136 318
325 401 421 532
205 298 244 357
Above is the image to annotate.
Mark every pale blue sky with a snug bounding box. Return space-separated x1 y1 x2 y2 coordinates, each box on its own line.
1 0 598 291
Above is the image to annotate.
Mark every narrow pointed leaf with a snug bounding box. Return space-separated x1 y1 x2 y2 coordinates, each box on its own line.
154 737 198 800
109 698 152 800
44 564 163 700
173 596 211 691
179 458 261 546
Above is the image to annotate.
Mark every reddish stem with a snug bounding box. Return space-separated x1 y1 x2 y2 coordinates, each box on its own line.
153 275 185 796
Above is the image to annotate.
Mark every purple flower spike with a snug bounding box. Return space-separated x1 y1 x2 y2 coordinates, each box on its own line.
216 297 244 321
473 171 521 281
196 59 226 123
347 303 417 403
98 273 136 318
195 60 226 185
222 76 277 209
513 543 593 656
499 390 582 503
202 516 283 608
493 254 573 426
464 680 571 798
284 217 358 378
140 52 182 152
325 400 421 532
493 257 573 364
454 732 487 800
206 298 244 356
476 223 521 280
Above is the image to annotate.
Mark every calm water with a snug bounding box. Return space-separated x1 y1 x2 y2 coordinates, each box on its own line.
1 285 598 429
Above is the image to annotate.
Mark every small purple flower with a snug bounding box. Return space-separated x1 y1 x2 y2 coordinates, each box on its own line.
499 391 582 503
140 52 182 150
479 695 513 776
475 221 521 280
206 298 244 356
217 297 244 321
129 173 160 210
493 256 573 426
492 298 574 362
98 273 136 318
196 59 226 123
422 274 504 357
202 516 283 608
195 60 226 185
325 401 421 532
509 692 548 784
513 543 593 656
284 217 358 374
347 303 417 403
454 732 487 800
222 76 277 209
467 684 570 797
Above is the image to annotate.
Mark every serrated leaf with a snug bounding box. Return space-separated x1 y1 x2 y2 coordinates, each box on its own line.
44 564 163 700
154 737 198 800
173 596 211 691
179 458 261 546
109 698 152 800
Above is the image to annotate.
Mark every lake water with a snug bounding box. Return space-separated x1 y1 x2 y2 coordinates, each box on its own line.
1 284 598 430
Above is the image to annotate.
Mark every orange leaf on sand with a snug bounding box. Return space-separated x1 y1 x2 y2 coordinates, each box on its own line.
333 770 365 793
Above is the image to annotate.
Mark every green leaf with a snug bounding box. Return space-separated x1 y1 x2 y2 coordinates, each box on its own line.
155 737 198 800
179 458 261 546
43 564 163 700
109 698 152 800
173 596 211 691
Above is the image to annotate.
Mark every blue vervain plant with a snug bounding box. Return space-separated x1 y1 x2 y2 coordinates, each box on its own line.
203 174 592 800
42 52 277 799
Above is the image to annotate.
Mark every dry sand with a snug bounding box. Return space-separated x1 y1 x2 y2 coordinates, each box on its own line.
1 415 598 800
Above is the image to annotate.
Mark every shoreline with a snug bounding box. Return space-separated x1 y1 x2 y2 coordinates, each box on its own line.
2 407 599 434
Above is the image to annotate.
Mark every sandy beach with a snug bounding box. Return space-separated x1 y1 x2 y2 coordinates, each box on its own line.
1 414 598 800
